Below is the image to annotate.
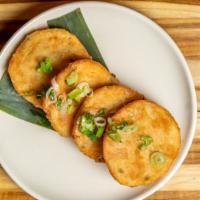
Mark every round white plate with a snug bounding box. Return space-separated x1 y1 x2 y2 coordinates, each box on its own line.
0 1 197 200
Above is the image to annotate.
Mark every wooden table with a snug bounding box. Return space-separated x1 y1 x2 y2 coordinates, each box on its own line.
0 0 200 199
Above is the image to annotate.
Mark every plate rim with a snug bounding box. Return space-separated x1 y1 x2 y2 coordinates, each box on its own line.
0 1 197 200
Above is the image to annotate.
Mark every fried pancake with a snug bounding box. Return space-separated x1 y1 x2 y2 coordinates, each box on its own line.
72 85 144 162
42 59 118 137
103 100 180 187
8 28 90 108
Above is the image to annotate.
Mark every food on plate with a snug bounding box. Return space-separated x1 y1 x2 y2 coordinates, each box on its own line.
72 85 144 161
0 7 183 189
103 100 180 186
8 28 90 108
42 59 118 137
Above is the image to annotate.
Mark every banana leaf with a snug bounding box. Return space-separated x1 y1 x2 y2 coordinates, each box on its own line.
48 8 106 67
0 8 106 128
0 73 52 128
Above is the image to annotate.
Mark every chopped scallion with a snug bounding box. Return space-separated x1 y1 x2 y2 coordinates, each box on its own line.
108 117 115 125
109 133 121 142
123 124 137 132
150 152 166 167
79 112 96 141
56 98 62 111
68 88 82 99
66 104 75 114
37 58 53 73
65 71 77 86
95 108 107 117
138 135 153 150
96 126 105 138
49 89 56 101
116 121 128 130
79 112 107 141
108 121 137 142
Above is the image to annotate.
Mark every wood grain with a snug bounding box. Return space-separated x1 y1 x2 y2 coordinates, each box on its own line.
147 191 200 200
0 1 199 200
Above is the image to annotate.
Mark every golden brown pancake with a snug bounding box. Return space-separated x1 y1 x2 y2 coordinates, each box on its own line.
103 100 180 186
42 59 118 137
72 85 144 162
8 28 90 108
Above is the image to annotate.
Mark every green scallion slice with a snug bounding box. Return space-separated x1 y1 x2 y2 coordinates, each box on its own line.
68 88 82 99
37 58 53 73
138 135 153 150
150 152 166 167
79 112 96 141
109 132 121 142
56 98 62 111
123 124 137 132
65 71 77 86
96 126 105 138
66 104 75 114
48 89 56 101
116 121 128 130
107 117 115 125
95 108 107 117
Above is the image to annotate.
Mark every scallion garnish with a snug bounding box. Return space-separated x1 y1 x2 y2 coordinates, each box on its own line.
115 121 128 130
108 117 115 125
37 58 53 73
138 135 153 150
96 126 104 138
68 88 82 99
108 120 137 142
56 98 62 111
46 87 57 104
150 152 166 167
66 104 75 114
95 108 107 117
49 89 56 101
94 117 106 127
79 112 96 141
77 82 92 97
79 112 106 141
65 71 77 86
109 132 121 142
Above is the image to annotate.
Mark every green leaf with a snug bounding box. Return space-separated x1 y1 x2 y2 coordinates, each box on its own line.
47 8 106 67
116 121 128 130
0 73 51 129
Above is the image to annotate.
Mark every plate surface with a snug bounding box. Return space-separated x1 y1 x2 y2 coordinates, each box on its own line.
0 2 197 200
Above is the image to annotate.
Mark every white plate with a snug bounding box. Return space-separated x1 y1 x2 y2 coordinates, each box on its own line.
0 1 197 200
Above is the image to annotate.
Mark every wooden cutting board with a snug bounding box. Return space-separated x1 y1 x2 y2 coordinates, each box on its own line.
0 0 200 199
